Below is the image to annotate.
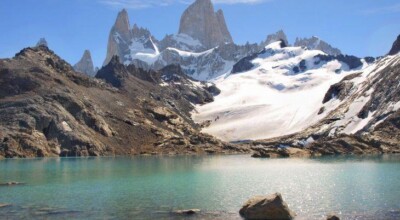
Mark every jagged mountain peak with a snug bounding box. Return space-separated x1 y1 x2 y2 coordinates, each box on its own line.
74 50 96 77
261 30 289 47
104 9 159 66
178 0 233 49
389 34 400 55
294 36 341 56
114 9 130 37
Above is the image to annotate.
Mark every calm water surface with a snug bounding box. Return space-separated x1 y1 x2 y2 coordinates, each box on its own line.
0 155 399 219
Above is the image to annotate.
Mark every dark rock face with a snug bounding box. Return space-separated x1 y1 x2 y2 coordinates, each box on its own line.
231 53 258 74
314 54 363 70
239 193 296 220
322 79 355 104
327 214 340 220
96 56 129 88
388 34 400 55
292 60 307 74
0 46 249 158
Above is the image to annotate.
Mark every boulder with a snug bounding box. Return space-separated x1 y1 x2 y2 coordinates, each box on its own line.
239 193 296 220
327 214 340 220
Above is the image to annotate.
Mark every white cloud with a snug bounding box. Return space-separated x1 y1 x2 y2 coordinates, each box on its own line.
99 0 271 9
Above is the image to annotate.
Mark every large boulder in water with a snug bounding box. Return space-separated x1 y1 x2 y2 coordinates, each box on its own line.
239 193 296 220
327 214 340 220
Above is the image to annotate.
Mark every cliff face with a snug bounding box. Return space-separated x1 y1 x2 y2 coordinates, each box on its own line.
0 46 248 158
178 0 233 49
104 9 131 65
389 34 400 55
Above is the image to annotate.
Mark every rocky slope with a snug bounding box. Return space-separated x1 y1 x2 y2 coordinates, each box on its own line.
0 46 248 158
251 38 400 156
73 50 96 76
178 0 233 49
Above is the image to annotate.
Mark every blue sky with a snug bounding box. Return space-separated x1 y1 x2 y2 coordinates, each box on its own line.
0 0 399 67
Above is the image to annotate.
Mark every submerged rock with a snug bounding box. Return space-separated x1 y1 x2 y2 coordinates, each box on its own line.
0 181 25 186
0 203 11 208
239 193 296 220
173 209 200 215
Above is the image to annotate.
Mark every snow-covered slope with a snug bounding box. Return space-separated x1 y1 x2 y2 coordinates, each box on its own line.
192 42 368 141
251 52 400 155
312 53 400 137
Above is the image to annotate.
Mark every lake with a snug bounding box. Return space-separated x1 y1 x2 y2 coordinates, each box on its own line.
0 155 399 219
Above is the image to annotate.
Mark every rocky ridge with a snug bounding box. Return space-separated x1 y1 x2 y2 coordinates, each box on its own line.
104 9 157 66
295 36 342 56
102 2 348 81
0 45 248 158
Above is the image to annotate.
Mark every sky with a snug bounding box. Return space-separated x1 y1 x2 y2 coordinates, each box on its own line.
0 0 399 67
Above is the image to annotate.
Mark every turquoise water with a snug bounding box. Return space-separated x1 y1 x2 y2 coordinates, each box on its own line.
0 155 399 219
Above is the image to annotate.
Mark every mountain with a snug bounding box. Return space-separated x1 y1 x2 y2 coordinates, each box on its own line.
36 38 48 47
104 9 158 66
193 41 367 141
73 50 96 77
260 30 289 47
192 35 400 156
0 46 247 158
178 0 233 49
102 8 258 80
389 34 400 55
294 36 342 55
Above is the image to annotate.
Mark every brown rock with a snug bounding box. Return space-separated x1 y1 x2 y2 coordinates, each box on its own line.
327 214 340 220
239 193 296 220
